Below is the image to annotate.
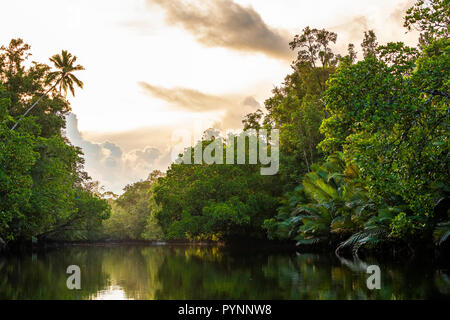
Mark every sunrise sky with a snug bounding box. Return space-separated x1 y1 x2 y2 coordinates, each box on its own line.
1 0 419 193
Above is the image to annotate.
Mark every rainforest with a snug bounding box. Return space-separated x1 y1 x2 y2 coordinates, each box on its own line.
0 0 449 260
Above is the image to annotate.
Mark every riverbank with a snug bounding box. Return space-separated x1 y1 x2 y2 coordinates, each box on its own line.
1 237 448 265
0 239 220 252
0 238 297 253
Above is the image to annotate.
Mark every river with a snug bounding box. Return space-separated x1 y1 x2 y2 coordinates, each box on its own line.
0 244 448 299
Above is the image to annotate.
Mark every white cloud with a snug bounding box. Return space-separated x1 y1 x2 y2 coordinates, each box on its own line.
65 113 171 194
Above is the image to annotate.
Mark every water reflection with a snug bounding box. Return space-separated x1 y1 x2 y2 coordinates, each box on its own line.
91 285 131 300
0 245 448 300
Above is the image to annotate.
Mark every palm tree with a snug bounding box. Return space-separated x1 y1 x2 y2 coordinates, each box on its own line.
276 153 374 247
11 50 84 130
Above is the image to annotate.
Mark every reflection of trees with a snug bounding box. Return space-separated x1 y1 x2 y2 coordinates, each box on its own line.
0 246 447 299
434 270 450 296
331 254 447 299
0 248 108 299
154 247 295 299
98 246 166 299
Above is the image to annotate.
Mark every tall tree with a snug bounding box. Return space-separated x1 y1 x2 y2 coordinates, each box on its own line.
0 40 109 244
361 30 378 58
11 50 84 130
256 27 339 186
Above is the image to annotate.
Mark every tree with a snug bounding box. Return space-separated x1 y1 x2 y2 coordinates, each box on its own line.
266 0 450 253
242 109 263 131
0 94 38 243
404 0 450 46
361 30 378 58
255 27 339 188
0 40 109 244
11 50 84 130
265 153 373 247
103 170 164 240
153 137 280 241
289 27 340 91
319 1 449 245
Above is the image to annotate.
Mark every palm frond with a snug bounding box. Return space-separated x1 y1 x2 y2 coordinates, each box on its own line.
434 222 450 246
336 225 389 257
47 50 84 96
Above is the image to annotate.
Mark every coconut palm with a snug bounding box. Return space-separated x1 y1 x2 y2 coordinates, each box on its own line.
11 50 84 130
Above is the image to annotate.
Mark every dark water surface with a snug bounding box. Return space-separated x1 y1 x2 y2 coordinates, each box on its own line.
0 244 448 299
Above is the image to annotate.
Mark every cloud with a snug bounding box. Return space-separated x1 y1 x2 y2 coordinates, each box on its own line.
133 147 162 164
389 0 416 25
332 15 369 42
139 82 230 112
328 15 370 57
64 113 172 194
140 82 260 130
242 96 260 109
328 0 418 59
147 0 293 60
103 141 123 158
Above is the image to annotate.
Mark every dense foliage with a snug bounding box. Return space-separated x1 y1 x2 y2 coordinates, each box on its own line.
153 138 281 241
0 39 110 246
265 0 449 254
141 0 449 254
1 1 448 256
102 170 164 241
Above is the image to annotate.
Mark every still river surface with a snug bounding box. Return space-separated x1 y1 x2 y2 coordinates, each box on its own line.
0 244 448 299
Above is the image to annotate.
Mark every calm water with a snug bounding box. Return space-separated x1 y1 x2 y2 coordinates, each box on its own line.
0 244 448 300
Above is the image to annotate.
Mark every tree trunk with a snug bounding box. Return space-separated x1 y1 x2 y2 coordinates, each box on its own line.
303 149 310 172
10 79 60 131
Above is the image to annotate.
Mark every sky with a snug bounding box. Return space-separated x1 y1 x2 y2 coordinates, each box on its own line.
1 0 419 194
